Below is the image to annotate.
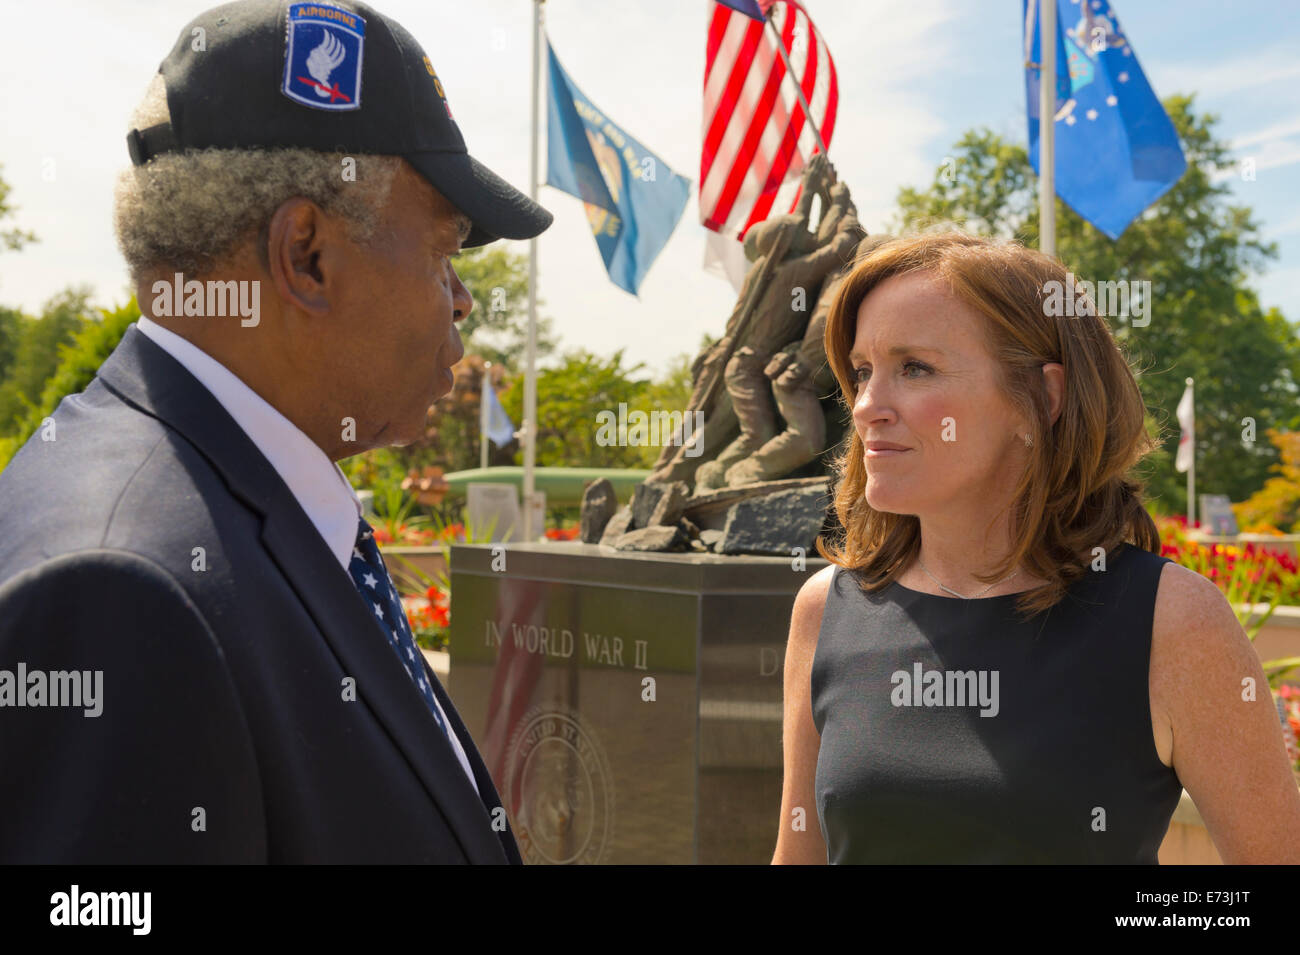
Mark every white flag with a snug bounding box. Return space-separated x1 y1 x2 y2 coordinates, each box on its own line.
703 231 748 295
1174 381 1194 473
481 372 516 448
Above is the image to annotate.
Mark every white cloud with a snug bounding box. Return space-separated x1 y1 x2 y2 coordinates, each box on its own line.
1263 214 1300 240
1148 46 1300 98
1212 142 1300 182
1232 114 1300 150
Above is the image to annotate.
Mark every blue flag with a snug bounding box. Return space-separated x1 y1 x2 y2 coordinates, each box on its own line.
546 39 690 295
715 0 767 20
481 373 515 448
1023 0 1185 240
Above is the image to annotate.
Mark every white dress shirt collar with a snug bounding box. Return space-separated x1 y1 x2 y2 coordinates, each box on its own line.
135 316 362 572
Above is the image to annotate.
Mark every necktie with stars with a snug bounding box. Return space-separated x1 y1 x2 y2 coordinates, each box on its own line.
348 515 449 739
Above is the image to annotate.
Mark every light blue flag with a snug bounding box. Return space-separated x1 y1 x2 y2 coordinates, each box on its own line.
1023 0 1186 240
546 38 690 295
481 373 516 448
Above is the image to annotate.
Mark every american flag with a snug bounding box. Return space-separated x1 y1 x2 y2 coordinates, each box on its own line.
701 0 839 254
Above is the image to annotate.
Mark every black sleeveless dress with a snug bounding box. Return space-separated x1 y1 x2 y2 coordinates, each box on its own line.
811 542 1184 863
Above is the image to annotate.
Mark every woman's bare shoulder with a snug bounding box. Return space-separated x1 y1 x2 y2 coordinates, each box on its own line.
788 564 839 655
1148 559 1253 720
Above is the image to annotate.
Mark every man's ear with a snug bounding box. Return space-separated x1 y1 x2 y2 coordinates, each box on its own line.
266 198 333 317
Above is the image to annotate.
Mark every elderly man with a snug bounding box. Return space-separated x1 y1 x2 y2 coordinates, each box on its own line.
0 0 550 863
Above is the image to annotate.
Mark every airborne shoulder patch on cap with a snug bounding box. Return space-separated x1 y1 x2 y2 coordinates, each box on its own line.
282 3 367 111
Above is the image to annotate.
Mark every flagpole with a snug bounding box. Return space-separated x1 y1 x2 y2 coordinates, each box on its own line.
523 0 543 541
1038 0 1056 257
480 360 491 470
1186 377 1195 529
763 14 827 156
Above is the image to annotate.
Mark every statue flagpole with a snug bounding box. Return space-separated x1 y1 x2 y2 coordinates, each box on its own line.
764 8 828 157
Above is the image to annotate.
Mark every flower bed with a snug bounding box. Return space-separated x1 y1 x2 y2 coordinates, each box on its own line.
375 512 582 651
402 586 450 652
1155 514 1300 605
376 518 467 653
373 521 464 548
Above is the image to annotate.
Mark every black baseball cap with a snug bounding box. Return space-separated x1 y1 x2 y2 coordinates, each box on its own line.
127 0 552 248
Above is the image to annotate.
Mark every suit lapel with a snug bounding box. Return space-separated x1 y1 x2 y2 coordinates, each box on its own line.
259 511 509 863
96 325 509 863
421 659 523 864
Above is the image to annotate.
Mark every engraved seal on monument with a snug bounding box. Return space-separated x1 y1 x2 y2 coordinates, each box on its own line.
504 704 614 865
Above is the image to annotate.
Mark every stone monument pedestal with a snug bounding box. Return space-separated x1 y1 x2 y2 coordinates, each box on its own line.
447 541 826 864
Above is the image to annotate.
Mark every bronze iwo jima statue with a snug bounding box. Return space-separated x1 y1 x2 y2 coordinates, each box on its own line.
583 156 885 555
652 152 864 490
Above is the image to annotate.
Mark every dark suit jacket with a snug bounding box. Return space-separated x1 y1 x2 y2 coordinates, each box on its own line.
0 324 519 863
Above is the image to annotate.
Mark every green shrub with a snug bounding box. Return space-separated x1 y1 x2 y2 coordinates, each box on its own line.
0 298 139 470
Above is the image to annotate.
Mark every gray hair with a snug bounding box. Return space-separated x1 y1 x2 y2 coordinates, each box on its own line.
113 75 402 280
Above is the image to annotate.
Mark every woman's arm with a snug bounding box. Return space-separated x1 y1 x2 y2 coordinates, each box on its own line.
1150 561 1300 863
771 564 835 864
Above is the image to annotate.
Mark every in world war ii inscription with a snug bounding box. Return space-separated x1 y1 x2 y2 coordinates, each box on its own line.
447 541 823 864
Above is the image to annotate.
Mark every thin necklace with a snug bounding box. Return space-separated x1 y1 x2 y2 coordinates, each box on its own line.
917 554 1019 599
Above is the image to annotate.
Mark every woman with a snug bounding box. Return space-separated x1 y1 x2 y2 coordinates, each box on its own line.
771 232 1300 864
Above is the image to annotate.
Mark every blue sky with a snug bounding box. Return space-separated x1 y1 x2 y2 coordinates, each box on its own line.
0 0 1295 377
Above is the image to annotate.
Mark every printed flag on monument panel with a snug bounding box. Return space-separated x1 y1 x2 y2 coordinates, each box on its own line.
1023 0 1186 240
545 38 691 297
701 0 838 291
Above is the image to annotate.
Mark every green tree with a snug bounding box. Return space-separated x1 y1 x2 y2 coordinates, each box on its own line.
631 351 695 469
452 245 557 367
340 345 696 495
0 297 139 470
1233 429 1300 533
894 95 1300 511
0 164 37 253
499 348 654 468
0 306 24 386
0 288 95 434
